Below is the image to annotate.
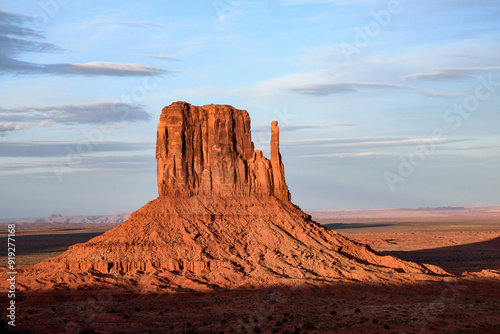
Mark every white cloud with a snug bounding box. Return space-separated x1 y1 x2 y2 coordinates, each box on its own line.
403 66 500 80
62 62 165 76
418 91 468 99
0 122 31 135
133 54 179 61
118 21 164 27
290 82 415 95
0 102 151 135
0 10 170 77
0 141 153 157
300 152 397 158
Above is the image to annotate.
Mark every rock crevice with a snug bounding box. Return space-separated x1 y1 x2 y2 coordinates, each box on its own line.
156 101 290 201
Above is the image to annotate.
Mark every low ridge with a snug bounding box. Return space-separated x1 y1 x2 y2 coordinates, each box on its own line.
16 102 448 291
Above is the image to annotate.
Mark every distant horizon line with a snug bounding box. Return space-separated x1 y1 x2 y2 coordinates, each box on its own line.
2 204 499 221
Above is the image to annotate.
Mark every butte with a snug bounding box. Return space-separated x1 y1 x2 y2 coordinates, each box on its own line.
17 101 448 291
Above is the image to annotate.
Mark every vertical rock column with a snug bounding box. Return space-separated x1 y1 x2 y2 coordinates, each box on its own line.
270 121 291 201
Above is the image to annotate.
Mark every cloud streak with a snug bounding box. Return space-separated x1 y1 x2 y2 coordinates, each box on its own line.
290 82 414 95
0 10 169 76
0 141 153 158
0 155 155 176
134 54 179 61
403 66 500 80
118 21 164 27
0 102 152 134
418 91 468 99
282 136 406 146
300 152 398 158
252 123 354 133
0 122 31 136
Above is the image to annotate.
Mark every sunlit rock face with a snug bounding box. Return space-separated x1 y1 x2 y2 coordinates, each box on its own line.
156 101 290 201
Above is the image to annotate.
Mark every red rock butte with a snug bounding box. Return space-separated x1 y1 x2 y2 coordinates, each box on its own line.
156 102 290 201
17 102 448 291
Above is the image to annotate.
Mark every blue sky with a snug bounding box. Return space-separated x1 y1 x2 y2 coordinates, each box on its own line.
1 0 499 217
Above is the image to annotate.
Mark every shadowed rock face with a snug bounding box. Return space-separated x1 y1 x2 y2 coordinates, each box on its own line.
14 102 449 292
156 101 290 201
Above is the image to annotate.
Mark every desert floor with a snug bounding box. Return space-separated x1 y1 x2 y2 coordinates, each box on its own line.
1 211 499 333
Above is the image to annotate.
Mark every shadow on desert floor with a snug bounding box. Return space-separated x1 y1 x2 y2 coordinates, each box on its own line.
2 279 499 334
381 236 500 275
323 223 395 230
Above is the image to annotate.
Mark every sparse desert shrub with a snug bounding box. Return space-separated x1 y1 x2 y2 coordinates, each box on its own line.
384 324 389 329
123 314 130 319
183 328 198 334
302 321 315 330
134 306 141 312
330 311 337 315
372 318 378 324
282 318 288 323
253 326 261 333
284 312 290 317
220 319 227 325
275 321 283 327
80 330 97 334
355 308 361 313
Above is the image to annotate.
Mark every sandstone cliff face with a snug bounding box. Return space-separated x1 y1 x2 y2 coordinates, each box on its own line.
11 102 449 292
156 101 290 201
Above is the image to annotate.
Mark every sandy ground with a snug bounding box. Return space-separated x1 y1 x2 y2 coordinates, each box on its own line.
1 211 499 333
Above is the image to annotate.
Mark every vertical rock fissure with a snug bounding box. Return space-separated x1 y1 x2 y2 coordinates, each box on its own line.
157 101 291 200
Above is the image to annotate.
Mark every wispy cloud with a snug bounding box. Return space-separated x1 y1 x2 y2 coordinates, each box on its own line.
133 54 179 61
118 21 165 28
0 102 151 134
0 155 155 176
50 62 165 76
0 122 31 136
0 10 169 76
418 91 469 99
282 136 474 149
290 82 414 95
282 136 405 146
252 123 353 133
321 137 471 149
402 66 500 80
0 141 153 157
300 152 398 158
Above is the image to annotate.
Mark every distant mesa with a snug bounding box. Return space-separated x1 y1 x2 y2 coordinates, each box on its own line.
33 212 132 224
14 102 448 291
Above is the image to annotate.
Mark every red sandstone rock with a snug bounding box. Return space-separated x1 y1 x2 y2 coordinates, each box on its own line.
6 102 450 292
156 102 290 200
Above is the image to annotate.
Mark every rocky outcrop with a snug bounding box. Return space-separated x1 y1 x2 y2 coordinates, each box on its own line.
11 102 449 292
156 102 290 201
